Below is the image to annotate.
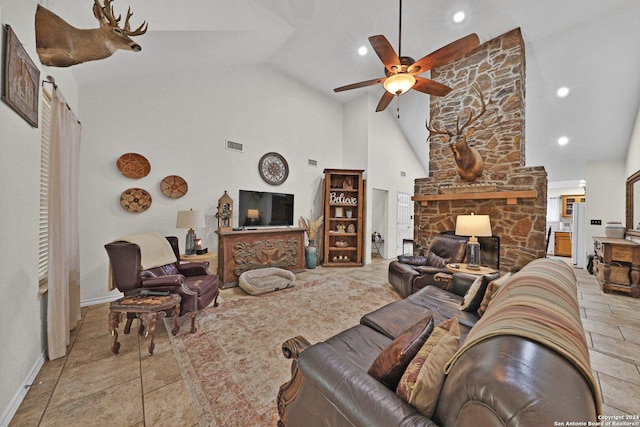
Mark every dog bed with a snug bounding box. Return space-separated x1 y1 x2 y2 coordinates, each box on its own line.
238 267 296 295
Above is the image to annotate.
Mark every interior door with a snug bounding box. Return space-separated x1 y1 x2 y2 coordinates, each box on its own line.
396 192 412 256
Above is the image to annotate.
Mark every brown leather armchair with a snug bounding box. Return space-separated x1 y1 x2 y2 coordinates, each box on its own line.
105 236 219 333
388 234 468 297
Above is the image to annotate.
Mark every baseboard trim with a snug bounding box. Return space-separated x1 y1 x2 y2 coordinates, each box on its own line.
81 294 122 307
0 351 46 427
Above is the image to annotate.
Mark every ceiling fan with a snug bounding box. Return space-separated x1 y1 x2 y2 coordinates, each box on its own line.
333 0 480 112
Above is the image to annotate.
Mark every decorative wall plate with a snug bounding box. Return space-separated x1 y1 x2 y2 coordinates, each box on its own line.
259 152 289 185
161 175 188 198
117 153 151 179
120 188 152 213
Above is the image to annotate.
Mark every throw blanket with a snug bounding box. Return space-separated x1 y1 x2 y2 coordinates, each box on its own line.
108 231 177 291
444 258 602 415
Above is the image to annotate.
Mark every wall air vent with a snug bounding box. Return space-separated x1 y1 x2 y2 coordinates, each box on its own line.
308 159 318 167
226 140 243 152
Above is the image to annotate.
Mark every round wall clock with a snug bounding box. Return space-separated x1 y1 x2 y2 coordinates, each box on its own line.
258 152 289 185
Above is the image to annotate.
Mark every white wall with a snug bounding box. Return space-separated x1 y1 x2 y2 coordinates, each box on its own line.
585 160 627 257
342 96 368 171
627 108 640 177
0 0 78 423
77 64 344 303
625 107 640 243
365 95 427 260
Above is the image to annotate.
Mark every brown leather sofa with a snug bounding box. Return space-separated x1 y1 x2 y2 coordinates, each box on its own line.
105 236 219 332
277 258 599 427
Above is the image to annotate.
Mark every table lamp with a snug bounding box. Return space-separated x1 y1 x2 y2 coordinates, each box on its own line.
246 209 260 225
176 209 206 254
455 213 492 269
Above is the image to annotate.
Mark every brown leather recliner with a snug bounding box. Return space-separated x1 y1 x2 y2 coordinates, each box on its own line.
105 236 219 333
388 234 467 298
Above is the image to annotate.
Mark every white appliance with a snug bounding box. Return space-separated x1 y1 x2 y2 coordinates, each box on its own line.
571 202 586 268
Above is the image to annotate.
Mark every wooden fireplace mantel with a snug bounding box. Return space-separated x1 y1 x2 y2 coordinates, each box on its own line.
412 190 538 206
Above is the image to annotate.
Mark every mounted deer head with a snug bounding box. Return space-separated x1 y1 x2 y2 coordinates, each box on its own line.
35 0 148 67
427 84 494 182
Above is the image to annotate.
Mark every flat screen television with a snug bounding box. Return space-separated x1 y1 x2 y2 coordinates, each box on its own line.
238 190 294 227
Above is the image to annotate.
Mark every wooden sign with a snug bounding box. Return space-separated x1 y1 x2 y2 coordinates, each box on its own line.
330 192 357 205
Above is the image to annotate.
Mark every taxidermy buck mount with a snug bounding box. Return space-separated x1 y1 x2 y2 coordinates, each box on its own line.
333 0 479 113
35 0 148 67
427 84 495 182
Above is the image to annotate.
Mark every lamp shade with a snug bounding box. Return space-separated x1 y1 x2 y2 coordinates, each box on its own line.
383 73 416 95
455 214 492 237
247 209 260 220
176 209 206 229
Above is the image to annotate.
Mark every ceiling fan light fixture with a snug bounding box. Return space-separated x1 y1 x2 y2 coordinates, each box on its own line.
383 73 416 95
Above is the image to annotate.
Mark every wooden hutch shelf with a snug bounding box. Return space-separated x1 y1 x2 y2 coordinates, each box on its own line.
412 190 537 206
321 169 365 267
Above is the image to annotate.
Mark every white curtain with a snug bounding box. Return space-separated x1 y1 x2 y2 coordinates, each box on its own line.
47 88 82 360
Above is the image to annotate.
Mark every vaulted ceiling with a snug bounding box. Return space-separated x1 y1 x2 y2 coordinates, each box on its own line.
47 0 640 184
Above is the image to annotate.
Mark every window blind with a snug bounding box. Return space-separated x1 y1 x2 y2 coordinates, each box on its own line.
39 89 51 287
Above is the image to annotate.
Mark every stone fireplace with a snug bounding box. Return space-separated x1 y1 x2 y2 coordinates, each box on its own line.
413 28 547 272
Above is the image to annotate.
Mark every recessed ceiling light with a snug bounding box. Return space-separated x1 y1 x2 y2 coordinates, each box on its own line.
453 10 466 23
558 136 569 146
556 86 570 98
358 46 368 56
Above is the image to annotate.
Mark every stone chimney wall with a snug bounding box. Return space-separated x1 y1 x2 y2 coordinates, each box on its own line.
414 28 547 272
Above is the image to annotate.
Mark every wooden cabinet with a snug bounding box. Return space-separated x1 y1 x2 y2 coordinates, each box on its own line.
593 237 640 298
216 228 305 288
554 231 572 257
321 169 365 267
561 194 585 218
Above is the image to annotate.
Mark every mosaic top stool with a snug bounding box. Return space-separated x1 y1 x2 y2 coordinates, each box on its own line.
109 294 181 355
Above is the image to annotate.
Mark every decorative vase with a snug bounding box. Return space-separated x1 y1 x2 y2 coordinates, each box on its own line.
305 242 318 269
604 222 625 239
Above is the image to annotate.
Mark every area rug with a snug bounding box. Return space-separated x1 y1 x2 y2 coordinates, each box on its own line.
166 274 400 426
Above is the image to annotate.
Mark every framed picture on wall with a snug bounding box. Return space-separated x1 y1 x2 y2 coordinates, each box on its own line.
2 25 40 128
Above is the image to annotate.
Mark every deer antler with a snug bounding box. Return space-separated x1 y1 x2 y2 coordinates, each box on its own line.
123 7 148 36
93 0 120 26
456 83 491 133
426 119 454 141
93 0 147 36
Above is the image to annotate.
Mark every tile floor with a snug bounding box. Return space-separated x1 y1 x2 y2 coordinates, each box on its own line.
8 258 640 426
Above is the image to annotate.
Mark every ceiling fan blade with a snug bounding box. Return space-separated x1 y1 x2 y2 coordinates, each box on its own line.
334 77 386 92
375 91 395 112
413 77 452 96
369 35 401 71
408 33 480 74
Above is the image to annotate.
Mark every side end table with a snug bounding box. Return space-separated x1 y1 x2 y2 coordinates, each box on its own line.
446 263 498 276
180 252 218 275
109 294 181 355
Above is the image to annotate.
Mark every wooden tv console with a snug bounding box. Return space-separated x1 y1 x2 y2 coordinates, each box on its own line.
216 227 305 288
